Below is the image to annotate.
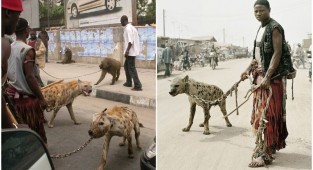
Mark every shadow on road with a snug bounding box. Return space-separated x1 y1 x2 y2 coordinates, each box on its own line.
273 152 311 169
198 126 248 143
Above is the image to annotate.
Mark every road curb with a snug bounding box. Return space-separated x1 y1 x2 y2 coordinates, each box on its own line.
95 89 155 109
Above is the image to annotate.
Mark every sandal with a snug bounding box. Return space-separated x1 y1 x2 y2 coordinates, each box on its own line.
248 156 265 168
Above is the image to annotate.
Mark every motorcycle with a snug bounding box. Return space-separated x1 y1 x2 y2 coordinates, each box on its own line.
292 56 302 69
183 57 191 71
211 57 217 70
209 52 218 70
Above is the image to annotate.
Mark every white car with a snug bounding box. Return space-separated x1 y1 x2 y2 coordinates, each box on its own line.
2 128 54 170
67 0 119 18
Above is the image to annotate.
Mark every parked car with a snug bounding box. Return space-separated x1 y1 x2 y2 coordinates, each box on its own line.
67 0 119 18
140 137 156 170
2 128 54 170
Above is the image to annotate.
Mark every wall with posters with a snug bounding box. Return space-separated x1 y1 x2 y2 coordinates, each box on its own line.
66 0 135 28
47 26 156 69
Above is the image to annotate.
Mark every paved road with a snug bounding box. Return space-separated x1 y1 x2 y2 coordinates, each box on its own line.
45 96 155 170
157 58 311 170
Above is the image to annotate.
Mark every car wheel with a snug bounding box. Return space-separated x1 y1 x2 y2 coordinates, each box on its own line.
71 4 78 18
106 0 116 11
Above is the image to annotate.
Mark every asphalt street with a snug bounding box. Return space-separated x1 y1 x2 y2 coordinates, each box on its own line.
157 58 311 170
45 96 155 170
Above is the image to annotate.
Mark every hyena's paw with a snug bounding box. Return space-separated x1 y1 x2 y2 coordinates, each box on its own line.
203 129 211 135
199 123 204 127
182 127 190 132
74 121 82 125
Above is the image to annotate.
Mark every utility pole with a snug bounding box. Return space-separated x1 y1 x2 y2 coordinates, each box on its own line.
223 28 225 43
243 36 245 47
163 9 165 37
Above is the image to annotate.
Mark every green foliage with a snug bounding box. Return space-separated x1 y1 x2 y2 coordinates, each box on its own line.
39 2 64 19
137 0 155 25
39 1 65 26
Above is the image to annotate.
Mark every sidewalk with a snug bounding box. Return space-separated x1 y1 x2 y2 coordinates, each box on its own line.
40 60 156 109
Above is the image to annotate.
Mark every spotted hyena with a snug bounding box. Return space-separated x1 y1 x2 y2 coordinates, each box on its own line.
41 79 92 128
169 75 232 135
88 106 143 170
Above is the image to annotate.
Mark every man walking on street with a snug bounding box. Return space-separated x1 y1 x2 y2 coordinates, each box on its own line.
162 45 173 77
241 0 290 167
27 29 46 87
5 18 48 144
39 29 49 63
120 15 142 91
295 43 306 69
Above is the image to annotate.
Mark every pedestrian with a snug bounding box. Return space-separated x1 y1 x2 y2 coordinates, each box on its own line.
5 18 48 144
295 43 306 69
2 0 24 128
27 29 46 87
182 48 190 71
162 45 173 77
120 15 142 91
39 29 49 63
240 0 290 167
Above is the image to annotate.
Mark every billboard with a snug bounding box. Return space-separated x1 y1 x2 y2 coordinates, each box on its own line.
66 0 134 28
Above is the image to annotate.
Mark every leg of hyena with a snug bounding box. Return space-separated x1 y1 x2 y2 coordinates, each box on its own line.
203 106 212 135
126 134 134 159
119 137 126 146
219 100 232 127
48 107 61 128
182 102 196 132
66 102 81 125
133 122 142 150
97 135 112 170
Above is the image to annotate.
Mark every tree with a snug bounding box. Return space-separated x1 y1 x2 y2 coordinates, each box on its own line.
39 0 65 28
137 0 155 25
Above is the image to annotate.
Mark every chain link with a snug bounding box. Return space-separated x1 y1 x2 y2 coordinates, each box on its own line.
189 79 242 106
50 137 93 159
41 68 101 80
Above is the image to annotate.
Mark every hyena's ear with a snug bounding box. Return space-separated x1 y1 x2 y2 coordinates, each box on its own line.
107 117 115 128
102 108 107 113
183 75 189 82
78 79 82 83
92 113 101 122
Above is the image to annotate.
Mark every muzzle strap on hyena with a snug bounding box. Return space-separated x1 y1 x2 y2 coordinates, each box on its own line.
169 75 232 135
88 106 143 170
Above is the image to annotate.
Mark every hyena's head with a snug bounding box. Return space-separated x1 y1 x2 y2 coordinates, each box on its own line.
169 75 189 96
78 80 92 96
88 109 114 138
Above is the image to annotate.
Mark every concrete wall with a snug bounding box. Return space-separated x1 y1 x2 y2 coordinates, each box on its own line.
47 26 156 69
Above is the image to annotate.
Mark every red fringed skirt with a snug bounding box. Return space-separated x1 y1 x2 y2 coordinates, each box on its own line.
5 85 47 143
252 69 288 151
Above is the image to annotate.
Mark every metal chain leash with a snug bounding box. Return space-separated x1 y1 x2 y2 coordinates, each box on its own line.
189 78 243 106
50 137 93 159
40 68 101 80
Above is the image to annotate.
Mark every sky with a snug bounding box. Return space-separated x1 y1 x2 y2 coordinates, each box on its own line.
156 0 312 50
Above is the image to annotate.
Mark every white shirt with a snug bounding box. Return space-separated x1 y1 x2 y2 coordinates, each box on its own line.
255 26 267 66
123 23 140 56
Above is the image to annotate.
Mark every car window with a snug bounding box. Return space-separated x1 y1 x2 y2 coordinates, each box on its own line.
2 130 47 170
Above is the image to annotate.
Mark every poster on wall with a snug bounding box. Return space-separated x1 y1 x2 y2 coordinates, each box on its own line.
66 0 133 28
